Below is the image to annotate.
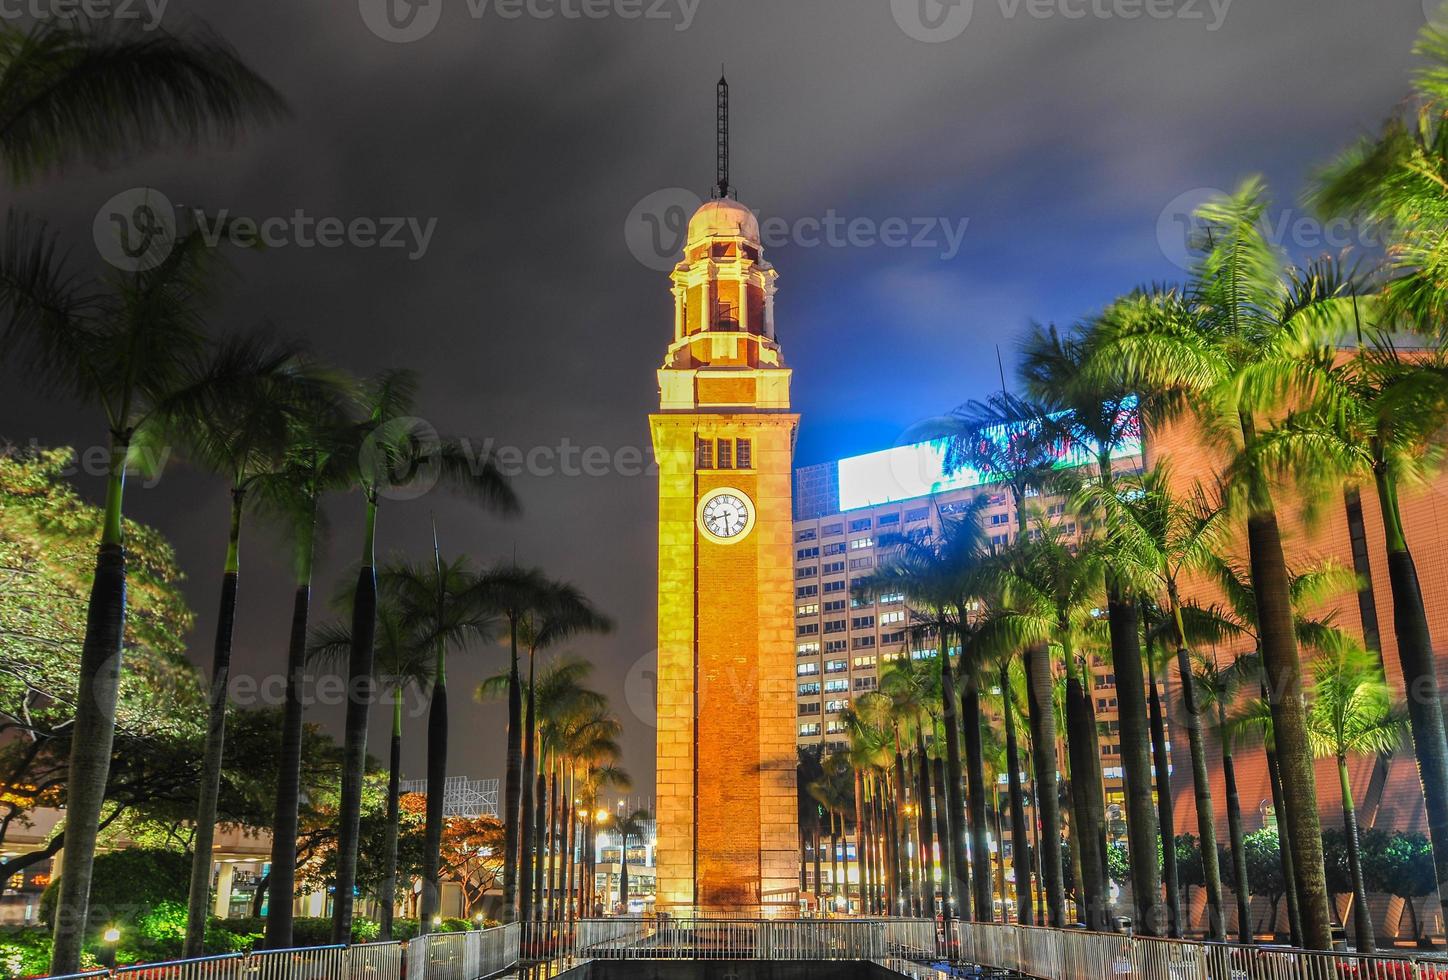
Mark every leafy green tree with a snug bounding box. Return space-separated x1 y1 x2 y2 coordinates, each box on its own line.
0 446 198 882
1097 181 1361 948
1365 831 1438 947
1244 828 1287 937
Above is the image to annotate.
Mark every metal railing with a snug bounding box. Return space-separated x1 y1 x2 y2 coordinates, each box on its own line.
521 917 939 962
33 925 512 980
405 923 520 980
952 920 1448 980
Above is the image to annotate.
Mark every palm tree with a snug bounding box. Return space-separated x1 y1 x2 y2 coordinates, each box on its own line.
378 546 499 936
331 371 517 942
472 563 554 923
1140 603 1183 935
979 524 1110 929
933 391 1068 926
309 594 433 941
1210 554 1361 945
532 657 608 920
1024 319 1165 934
1078 464 1232 938
879 653 939 915
1247 334 1448 927
1193 651 1252 944
0 221 247 972
1097 180 1362 948
1304 635 1407 954
858 503 997 922
1311 17 1448 335
167 332 341 955
258 409 356 949
809 752 856 908
842 703 891 913
516 583 612 922
614 808 651 912
0 18 285 183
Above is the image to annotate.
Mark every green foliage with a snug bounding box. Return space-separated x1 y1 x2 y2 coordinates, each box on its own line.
135 900 188 949
1321 828 1356 896
1106 841 1131 887
1243 827 1284 901
0 928 57 980
1365 830 1437 901
0 447 201 857
1174 835 1204 890
39 848 189 937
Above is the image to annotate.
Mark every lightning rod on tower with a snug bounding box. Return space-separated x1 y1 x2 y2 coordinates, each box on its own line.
715 72 730 199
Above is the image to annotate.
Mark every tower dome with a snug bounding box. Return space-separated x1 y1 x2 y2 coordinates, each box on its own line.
686 197 760 246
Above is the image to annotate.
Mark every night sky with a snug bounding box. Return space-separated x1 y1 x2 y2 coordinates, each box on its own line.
0 0 1432 793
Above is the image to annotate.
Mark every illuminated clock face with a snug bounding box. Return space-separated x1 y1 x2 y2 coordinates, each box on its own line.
698 489 754 542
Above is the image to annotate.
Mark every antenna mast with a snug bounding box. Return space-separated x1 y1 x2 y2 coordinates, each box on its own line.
715 72 730 199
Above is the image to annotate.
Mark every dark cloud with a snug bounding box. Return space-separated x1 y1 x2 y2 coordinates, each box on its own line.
0 0 1428 790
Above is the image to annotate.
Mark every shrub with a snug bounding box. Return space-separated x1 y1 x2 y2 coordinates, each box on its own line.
39 849 189 938
440 918 471 933
0 928 53 980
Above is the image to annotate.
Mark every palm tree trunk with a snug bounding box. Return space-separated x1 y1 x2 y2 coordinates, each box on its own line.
520 646 538 924
620 836 630 912
420 666 447 931
1222 746 1250 944
1218 694 1250 945
853 767 869 915
1242 503 1334 949
884 784 901 914
961 678 993 921
547 760 561 920
813 811 823 904
1147 655 1181 937
1023 642 1066 927
333 496 379 944
1338 757 1376 954
1106 590 1163 936
1373 467 1448 934
1169 591 1225 940
1001 660 1032 925
893 748 916 915
186 491 245 956
914 738 937 916
938 648 970 923
50 440 129 977
1063 662 1110 931
932 755 955 919
265 574 312 949
379 694 403 941
830 811 842 905
533 769 547 917
1265 735 1304 945
563 778 577 926
503 616 522 923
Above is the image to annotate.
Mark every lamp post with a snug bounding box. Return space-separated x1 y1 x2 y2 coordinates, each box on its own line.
100 927 120 970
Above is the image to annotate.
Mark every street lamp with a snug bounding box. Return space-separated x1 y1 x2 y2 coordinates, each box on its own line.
100 927 120 969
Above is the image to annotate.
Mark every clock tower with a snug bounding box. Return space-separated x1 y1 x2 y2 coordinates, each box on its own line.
650 77 800 911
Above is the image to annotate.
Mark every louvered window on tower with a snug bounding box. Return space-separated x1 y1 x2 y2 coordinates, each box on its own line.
696 437 713 470
736 438 752 469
